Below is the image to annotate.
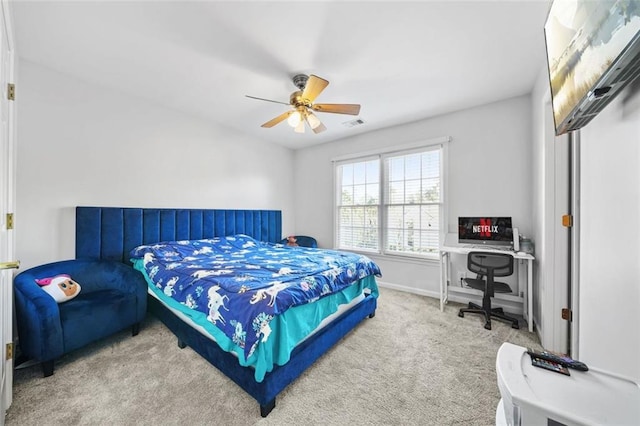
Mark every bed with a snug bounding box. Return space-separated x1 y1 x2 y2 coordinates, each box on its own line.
75 207 380 417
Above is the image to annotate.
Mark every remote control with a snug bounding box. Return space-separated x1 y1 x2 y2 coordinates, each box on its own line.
530 356 570 376
527 349 589 371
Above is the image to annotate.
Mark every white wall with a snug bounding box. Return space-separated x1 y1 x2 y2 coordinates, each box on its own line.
578 81 640 381
294 95 533 298
530 67 570 352
531 68 547 338
16 60 295 269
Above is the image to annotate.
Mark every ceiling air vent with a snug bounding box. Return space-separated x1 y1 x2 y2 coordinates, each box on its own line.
343 118 365 128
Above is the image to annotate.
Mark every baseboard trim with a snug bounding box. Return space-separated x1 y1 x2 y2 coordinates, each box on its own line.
377 280 524 316
376 280 440 300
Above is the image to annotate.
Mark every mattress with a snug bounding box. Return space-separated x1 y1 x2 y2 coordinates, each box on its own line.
148 285 367 353
131 235 381 381
146 276 375 381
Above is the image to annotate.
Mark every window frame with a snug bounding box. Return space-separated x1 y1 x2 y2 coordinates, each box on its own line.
333 136 449 261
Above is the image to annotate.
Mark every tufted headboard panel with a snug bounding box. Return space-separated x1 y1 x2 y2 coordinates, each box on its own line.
76 207 282 264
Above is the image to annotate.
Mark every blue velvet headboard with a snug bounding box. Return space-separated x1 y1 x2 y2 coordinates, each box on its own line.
75 207 282 264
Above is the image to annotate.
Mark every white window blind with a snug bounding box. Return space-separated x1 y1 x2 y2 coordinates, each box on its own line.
336 158 380 251
384 148 441 255
335 142 444 258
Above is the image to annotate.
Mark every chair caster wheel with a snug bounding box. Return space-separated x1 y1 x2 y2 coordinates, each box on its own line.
458 312 464 318
484 323 492 330
512 323 520 329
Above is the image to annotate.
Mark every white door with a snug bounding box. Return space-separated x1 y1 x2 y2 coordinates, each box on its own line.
0 0 16 422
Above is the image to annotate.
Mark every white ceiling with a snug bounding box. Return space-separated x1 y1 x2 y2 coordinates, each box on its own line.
11 0 551 150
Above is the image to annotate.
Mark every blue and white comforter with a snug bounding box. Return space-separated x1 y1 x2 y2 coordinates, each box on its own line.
130 234 381 360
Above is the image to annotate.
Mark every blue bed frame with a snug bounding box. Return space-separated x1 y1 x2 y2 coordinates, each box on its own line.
75 206 377 417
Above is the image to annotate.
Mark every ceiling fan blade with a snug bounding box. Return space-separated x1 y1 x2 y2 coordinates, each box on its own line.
312 103 361 115
301 75 329 103
305 110 326 134
246 95 290 106
261 110 292 128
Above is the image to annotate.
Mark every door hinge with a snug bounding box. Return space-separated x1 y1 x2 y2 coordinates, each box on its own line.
6 213 13 230
7 83 15 101
561 308 572 321
5 342 13 360
562 214 573 227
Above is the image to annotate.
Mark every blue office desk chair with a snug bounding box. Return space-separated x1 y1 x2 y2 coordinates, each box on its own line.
458 251 520 330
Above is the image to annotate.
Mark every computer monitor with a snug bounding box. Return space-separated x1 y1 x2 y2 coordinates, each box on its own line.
458 217 513 247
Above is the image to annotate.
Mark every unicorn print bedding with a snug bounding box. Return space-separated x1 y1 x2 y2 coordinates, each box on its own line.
130 234 381 381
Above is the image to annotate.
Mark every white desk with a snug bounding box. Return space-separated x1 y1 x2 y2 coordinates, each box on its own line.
439 240 535 332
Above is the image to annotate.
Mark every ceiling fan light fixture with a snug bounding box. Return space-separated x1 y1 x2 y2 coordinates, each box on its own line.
306 112 322 130
287 110 301 127
294 119 305 133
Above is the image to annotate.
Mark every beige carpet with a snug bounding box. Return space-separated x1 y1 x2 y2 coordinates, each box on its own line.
6 287 540 425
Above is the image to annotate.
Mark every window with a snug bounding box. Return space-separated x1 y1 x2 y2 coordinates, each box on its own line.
335 142 444 258
336 158 380 251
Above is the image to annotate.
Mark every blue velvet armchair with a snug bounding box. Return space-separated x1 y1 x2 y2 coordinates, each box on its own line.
13 259 147 376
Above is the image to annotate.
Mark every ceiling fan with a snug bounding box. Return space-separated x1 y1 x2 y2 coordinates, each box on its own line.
246 74 361 134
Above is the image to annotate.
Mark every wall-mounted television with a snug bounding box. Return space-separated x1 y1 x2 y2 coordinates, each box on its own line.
458 217 513 246
544 0 640 136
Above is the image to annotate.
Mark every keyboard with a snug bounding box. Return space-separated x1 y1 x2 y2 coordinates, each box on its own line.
468 244 513 251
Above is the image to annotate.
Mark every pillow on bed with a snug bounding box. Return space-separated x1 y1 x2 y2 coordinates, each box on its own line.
35 274 81 303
